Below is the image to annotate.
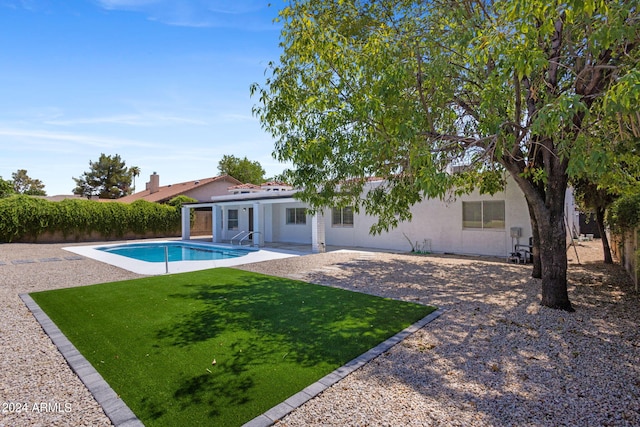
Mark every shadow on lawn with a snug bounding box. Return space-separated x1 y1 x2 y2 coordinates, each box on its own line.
153 270 431 421
155 273 419 363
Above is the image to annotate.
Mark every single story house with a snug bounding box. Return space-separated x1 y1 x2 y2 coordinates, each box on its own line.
181 176 579 258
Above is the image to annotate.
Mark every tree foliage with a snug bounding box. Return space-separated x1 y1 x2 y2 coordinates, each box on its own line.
11 169 46 196
166 195 198 208
217 154 266 184
253 0 640 311
73 153 133 199
0 176 14 198
130 166 141 192
609 192 640 232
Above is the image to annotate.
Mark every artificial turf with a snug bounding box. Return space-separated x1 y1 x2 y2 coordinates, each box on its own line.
30 267 435 426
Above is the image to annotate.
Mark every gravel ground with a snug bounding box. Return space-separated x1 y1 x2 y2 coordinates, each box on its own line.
1 240 639 426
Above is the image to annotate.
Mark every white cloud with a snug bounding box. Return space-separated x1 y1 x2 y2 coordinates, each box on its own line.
45 113 208 127
93 0 275 29
0 127 154 149
218 113 256 123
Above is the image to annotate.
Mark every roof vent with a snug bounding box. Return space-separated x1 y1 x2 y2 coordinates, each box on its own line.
194 180 200 185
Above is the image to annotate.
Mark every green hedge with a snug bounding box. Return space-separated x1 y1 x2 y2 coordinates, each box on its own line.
608 193 640 233
0 195 183 243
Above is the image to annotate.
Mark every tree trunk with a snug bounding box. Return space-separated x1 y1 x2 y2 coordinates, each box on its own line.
536 205 574 311
504 157 574 312
596 207 613 264
532 167 574 312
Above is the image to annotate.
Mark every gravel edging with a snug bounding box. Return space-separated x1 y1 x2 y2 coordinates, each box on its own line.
0 242 142 427
18 294 143 427
1 240 639 426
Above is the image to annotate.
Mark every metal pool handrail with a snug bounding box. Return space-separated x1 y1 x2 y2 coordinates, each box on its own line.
239 231 261 247
230 231 247 246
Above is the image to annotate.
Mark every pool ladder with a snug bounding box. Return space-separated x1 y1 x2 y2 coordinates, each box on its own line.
230 231 261 247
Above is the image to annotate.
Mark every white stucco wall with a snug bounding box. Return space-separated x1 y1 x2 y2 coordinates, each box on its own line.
324 177 532 257
201 176 535 258
270 202 312 244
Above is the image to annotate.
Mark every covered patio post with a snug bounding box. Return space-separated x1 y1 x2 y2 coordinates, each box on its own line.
311 210 326 253
212 205 223 243
181 206 191 240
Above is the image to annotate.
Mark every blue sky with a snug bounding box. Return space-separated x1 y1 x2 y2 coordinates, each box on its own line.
0 0 285 195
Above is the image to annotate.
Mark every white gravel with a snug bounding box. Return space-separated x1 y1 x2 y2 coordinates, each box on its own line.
1 240 639 426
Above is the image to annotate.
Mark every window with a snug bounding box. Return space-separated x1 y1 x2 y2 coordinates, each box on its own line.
227 209 238 230
286 208 306 225
332 206 354 227
482 201 505 229
462 201 505 229
462 202 482 228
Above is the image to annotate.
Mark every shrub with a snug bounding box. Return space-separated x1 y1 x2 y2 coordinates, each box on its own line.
608 193 640 232
166 195 197 208
0 196 182 243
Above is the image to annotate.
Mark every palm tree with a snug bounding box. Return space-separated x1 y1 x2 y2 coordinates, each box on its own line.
130 166 141 193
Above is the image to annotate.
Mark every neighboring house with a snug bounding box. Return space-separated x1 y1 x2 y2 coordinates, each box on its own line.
181 175 579 258
117 173 242 204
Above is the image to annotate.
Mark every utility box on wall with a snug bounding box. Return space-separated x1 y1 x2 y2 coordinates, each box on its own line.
510 227 522 238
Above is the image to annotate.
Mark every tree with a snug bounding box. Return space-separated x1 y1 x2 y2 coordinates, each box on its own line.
73 153 132 199
217 155 265 184
0 177 14 198
572 116 640 264
252 0 639 311
573 179 617 264
130 166 141 192
11 169 46 196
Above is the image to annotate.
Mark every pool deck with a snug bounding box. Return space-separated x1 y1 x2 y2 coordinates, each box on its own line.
63 241 301 275
63 238 381 275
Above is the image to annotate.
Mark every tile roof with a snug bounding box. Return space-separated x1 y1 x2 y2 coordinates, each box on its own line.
228 183 262 191
118 175 241 203
262 181 290 187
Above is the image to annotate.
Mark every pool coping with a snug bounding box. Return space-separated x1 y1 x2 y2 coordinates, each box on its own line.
20 293 443 427
63 240 303 275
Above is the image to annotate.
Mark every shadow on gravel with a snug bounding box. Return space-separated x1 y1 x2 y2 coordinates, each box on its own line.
298 253 640 426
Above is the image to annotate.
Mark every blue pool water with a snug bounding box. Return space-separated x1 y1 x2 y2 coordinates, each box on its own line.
97 242 251 263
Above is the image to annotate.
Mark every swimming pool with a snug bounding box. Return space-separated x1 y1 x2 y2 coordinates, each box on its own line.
64 240 301 275
97 242 252 263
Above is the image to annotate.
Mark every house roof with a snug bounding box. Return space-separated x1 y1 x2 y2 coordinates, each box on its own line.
118 175 242 203
228 183 262 191
262 181 290 187
208 189 300 204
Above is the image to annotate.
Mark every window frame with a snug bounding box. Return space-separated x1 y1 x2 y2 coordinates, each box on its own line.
227 209 239 230
285 207 307 225
332 206 354 228
482 200 506 229
462 200 505 230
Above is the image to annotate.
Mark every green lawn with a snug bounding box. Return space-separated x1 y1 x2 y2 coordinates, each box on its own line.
31 268 435 426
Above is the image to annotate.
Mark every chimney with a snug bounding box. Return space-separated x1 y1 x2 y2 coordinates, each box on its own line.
149 172 160 194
